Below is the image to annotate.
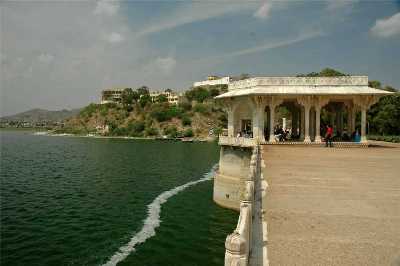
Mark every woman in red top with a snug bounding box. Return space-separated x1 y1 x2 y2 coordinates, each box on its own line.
325 125 333 147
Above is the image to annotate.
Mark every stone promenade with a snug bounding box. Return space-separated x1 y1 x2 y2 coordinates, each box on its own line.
262 143 400 266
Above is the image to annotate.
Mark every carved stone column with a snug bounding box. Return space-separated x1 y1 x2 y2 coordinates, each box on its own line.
292 107 299 136
222 99 238 137
361 107 367 143
300 107 305 140
297 96 313 143
267 96 283 143
315 106 322 143
351 107 356 133
251 96 266 142
228 110 234 137
269 104 276 143
354 95 380 144
314 96 329 143
304 105 311 143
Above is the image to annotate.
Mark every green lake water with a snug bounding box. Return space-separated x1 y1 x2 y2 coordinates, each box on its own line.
0 131 237 266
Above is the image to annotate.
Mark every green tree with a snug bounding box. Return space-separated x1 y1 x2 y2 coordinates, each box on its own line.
156 94 168 103
139 94 152 107
121 88 134 106
185 87 210 103
137 86 150 96
164 125 178 138
368 93 400 135
183 128 194 137
182 116 192 126
368 80 382 90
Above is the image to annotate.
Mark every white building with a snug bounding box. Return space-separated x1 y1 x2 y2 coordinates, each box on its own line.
149 91 181 104
193 76 230 87
100 88 124 104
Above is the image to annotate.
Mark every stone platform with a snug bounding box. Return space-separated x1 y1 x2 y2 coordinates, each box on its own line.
262 144 400 266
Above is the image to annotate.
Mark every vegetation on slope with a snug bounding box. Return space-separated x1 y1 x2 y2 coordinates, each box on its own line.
58 85 228 139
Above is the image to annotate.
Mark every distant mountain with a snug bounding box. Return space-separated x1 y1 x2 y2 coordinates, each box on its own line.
0 108 81 122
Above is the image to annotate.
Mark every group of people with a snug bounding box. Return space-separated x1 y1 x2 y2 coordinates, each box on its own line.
235 124 361 147
273 126 291 142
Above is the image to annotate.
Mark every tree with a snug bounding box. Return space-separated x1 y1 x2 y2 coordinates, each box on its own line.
185 87 211 103
238 73 251 80
368 93 400 135
369 80 382 90
297 68 347 77
122 88 134 106
137 86 150 96
139 94 151 107
156 94 168 103
183 128 194 137
182 116 192 126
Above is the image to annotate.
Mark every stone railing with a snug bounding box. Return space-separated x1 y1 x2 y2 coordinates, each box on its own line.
224 146 260 266
228 76 369 91
219 136 257 147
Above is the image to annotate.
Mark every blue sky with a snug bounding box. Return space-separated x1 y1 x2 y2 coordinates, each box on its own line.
1 0 400 115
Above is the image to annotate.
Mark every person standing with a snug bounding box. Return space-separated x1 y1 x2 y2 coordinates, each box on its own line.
325 125 333 147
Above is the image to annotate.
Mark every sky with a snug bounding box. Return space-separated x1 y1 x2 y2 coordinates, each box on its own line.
1 0 400 116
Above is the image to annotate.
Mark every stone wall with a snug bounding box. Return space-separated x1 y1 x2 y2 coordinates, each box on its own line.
213 146 252 210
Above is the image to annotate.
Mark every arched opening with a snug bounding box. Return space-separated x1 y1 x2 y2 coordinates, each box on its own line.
233 101 253 138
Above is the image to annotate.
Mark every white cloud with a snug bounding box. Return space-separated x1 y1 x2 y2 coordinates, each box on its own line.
371 12 400 38
254 2 272 20
37 53 55 64
136 2 256 37
197 29 323 62
105 32 124 43
94 0 119 16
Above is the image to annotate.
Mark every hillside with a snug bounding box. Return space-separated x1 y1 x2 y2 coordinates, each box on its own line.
57 85 228 139
1 108 81 122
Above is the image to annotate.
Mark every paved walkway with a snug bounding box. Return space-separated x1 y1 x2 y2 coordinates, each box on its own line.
262 144 400 266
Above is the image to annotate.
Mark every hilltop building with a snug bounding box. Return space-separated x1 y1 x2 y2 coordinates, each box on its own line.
149 90 182 105
193 76 230 87
100 88 182 105
100 88 124 104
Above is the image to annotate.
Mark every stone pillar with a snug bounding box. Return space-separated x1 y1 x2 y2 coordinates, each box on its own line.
351 107 356 133
310 109 315 140
304 105 311 143
292 108 298 136
252 106 264 142
228 110 234 137
346 107 352 133
315 106 322 143
269 104 276 143
336 108 343 135
361 107 367 143
300 107 305 140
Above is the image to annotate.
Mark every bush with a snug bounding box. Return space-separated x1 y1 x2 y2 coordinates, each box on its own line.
193 103 208 114
145 127 158 136
182 116 192 126
185 87 211 103
179 101 192 111
183 128 194 137
80 103 99 117
128 121 145 134
164 125 178 138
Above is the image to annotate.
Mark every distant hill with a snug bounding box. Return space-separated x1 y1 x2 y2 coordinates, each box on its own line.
0 108 81 122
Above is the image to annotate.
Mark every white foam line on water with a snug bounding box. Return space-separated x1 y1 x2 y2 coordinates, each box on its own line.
102 165 217 266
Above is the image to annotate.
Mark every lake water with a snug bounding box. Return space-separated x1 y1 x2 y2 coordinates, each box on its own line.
0 131 237 266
